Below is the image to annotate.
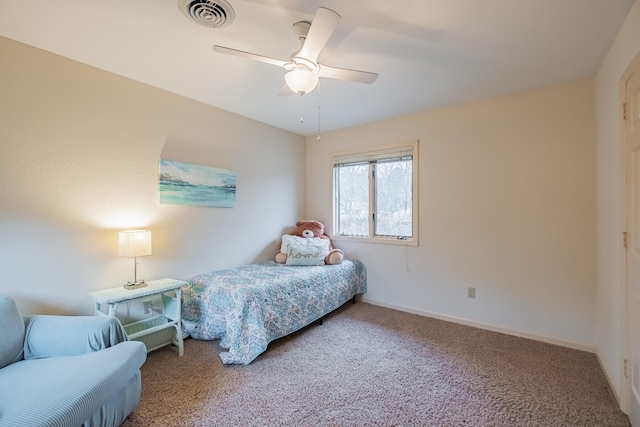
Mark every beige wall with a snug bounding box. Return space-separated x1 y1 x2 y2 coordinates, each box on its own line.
306 78 596 349
595 0 640 405
0 36 305 315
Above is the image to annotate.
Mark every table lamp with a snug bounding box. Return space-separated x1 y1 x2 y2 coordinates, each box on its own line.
119 230 152 289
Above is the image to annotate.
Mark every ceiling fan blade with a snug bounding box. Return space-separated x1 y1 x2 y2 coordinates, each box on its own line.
318 64 378 84
212 45 289 68
298 7 341 63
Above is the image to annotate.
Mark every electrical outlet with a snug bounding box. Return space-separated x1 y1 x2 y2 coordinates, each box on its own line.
143 300 154 314
467 287 476 299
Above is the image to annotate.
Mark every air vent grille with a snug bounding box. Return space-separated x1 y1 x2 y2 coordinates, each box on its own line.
178 0 235 28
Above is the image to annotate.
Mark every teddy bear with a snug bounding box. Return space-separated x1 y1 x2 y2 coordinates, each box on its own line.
275 220 344 265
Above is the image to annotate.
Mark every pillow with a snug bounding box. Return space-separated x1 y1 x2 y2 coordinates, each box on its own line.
286 244 326 266
280 235 329 256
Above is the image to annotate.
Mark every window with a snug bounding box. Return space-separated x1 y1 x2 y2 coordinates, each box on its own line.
332 140 418 246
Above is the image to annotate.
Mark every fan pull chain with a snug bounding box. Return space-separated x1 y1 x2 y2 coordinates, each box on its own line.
299 93 304 124
316 79 322 141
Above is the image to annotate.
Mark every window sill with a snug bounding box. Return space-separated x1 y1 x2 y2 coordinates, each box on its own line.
331 234 418 247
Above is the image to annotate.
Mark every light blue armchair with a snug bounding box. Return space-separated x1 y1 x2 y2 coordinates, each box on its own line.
0 294 147 427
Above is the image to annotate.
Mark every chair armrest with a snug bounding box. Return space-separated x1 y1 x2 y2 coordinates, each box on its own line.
23 315 129 359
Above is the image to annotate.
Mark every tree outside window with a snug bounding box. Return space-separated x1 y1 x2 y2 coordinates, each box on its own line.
333 141 418 246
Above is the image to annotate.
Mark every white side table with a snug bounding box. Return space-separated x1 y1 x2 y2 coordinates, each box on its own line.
88 278 187 357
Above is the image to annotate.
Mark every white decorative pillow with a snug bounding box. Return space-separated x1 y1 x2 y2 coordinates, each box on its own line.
286 244 326 266
280 235 330 256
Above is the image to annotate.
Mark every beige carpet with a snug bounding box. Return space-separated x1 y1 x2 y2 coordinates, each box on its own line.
122 302 630 427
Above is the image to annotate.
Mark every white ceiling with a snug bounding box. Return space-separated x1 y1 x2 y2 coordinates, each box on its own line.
0 0 635 136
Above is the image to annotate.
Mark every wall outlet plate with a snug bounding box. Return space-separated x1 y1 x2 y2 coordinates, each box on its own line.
467 287 476 298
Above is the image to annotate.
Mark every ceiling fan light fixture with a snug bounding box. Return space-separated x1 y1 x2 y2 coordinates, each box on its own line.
285 68 318 95
212 7 378 98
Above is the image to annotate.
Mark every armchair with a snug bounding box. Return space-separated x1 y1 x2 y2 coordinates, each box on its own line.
0 294 147 427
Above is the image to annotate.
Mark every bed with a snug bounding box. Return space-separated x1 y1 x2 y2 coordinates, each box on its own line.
181 259 367 365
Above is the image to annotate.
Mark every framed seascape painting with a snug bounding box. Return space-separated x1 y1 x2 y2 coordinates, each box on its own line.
159 159 236 208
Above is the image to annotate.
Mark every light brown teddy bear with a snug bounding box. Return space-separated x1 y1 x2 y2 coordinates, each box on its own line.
275 220 344 265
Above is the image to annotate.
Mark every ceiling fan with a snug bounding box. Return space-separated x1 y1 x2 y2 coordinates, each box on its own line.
212 7 378 96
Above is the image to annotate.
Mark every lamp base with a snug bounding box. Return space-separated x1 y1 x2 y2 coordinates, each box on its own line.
123 280 147 290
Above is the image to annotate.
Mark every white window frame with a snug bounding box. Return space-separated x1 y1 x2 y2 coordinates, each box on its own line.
331 140 419 246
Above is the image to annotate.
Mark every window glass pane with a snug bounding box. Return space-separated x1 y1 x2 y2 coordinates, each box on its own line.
375 159 412 237
336 164 369 236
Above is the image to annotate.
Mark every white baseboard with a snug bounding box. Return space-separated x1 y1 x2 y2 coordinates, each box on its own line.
594 346 622 407
361 297 595 353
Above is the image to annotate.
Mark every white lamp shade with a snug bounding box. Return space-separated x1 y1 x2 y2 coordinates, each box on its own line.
119 230 152 258
284 69 319 95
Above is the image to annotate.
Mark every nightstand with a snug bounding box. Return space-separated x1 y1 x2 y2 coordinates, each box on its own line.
88 278 187 357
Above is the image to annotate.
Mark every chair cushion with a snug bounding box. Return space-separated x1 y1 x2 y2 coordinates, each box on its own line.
0 341 146 427
0 294 25 369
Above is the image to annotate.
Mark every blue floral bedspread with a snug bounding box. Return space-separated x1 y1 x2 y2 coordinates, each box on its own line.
181 259 367 365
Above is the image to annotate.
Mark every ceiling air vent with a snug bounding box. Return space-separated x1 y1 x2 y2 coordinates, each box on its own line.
178 0 235 28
